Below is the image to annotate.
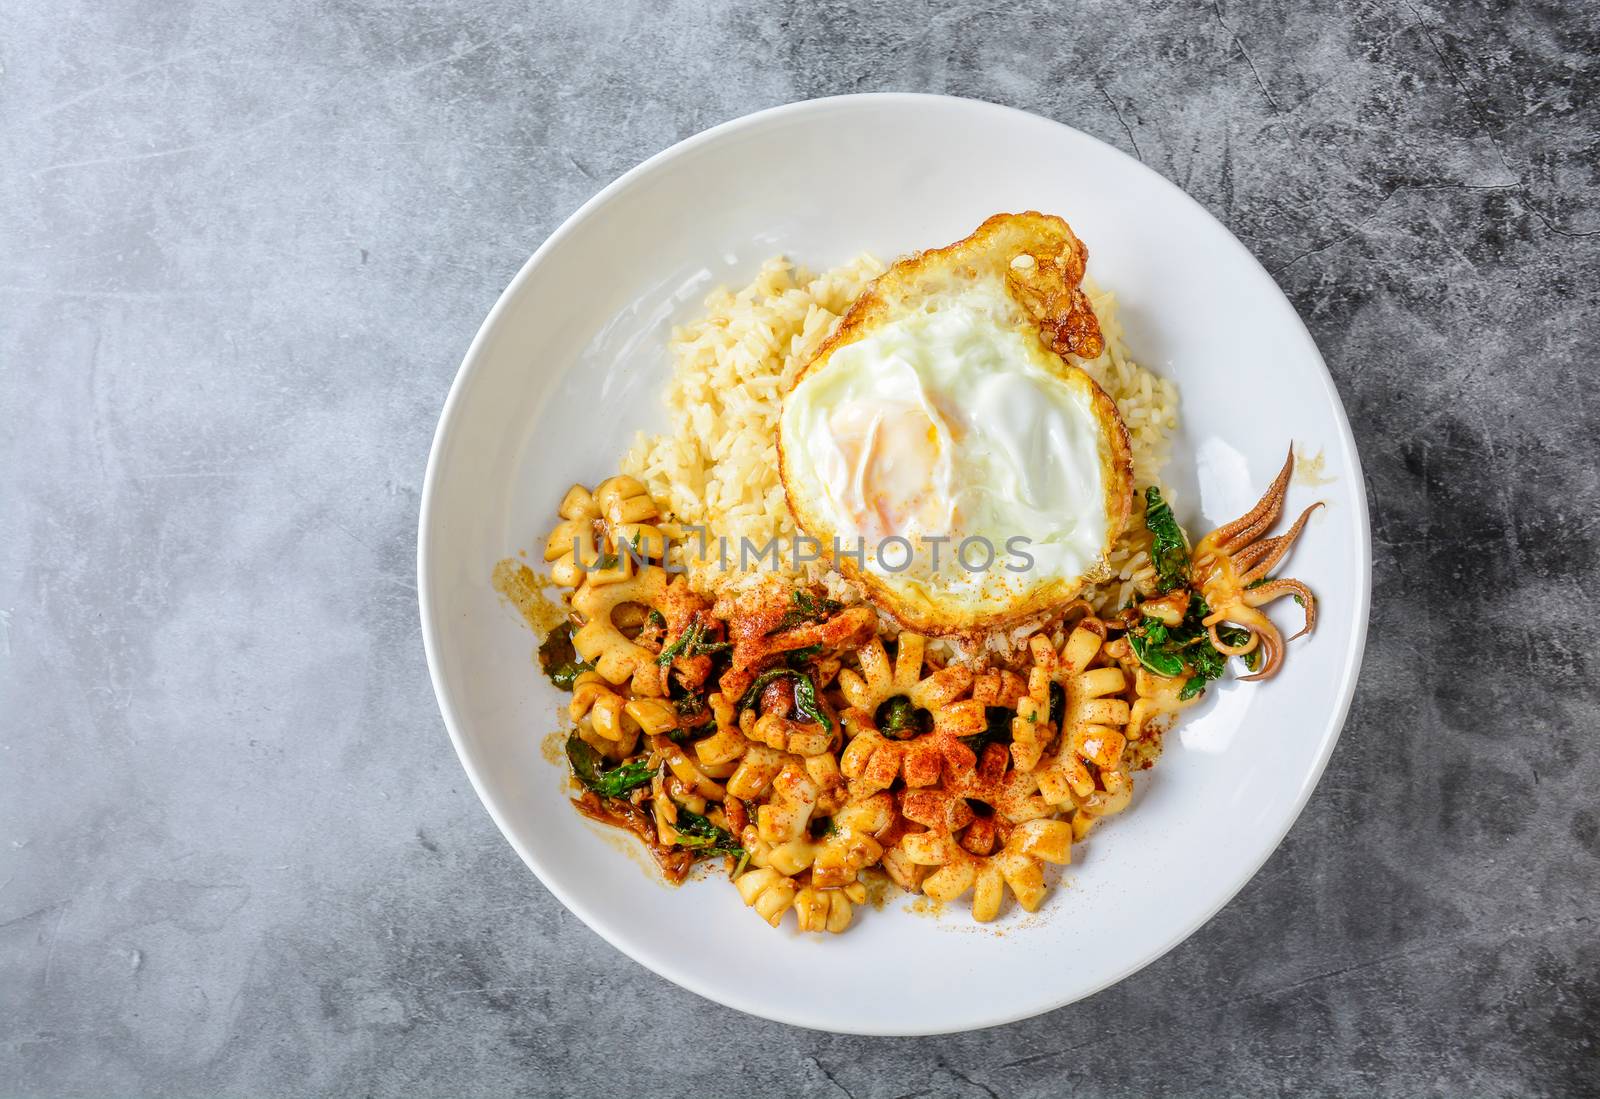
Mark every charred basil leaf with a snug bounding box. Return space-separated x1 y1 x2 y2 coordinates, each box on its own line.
1048 681 1066 728
565 734 652 798
538 624 575 672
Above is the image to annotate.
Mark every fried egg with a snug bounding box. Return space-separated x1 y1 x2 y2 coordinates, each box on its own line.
778 212 1133 636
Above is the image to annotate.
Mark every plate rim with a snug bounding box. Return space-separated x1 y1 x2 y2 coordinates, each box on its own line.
417 91 1373 1036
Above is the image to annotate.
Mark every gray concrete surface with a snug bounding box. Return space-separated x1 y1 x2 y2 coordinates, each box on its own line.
3 1 1597 1095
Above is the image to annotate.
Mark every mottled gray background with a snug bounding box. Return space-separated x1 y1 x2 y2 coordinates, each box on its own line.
3 0 1596 1095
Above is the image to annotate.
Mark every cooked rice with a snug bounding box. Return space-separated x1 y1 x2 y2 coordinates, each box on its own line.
622 254 1181 648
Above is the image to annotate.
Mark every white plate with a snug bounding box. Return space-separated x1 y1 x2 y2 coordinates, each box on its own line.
418 94 1371 1035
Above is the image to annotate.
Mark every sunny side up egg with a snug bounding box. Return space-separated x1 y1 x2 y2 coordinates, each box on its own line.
778 213 1134 636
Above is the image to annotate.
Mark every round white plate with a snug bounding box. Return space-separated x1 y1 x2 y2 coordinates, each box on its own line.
418 93 1371 1035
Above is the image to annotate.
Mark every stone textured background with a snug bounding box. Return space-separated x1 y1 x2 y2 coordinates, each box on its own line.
3 0 1596 1095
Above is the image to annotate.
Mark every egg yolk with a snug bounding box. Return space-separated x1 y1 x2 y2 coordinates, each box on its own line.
824 400 954 544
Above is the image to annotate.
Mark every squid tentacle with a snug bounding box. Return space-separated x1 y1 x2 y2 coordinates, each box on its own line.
1235 502 1325 583
1198 447 1294 557
1204 603 1286 681
1244 578 1318 640
1191 446 1322 684
1237 620 1285 682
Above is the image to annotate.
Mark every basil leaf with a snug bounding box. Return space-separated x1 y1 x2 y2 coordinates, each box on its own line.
539 625 593 690
1144 486 1190 593
549 661 592 690
656 620 698 665
962 706 1014 753
656 618 728 665
738 667 798 711
1216 625 1253 649
1188 640 1226 681
1178 675 1207 701
791 672 832 732
786 644 824 664
671 805 743 858
565 733 603 789
565 734 652 798
876 695 918 740
738 666 830 732
767 588 843 635
1129 628 1186 678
